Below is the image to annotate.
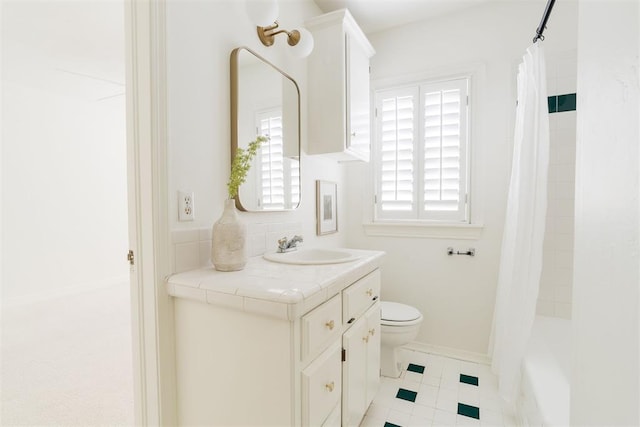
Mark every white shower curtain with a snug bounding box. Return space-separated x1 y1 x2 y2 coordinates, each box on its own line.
491 42 550 404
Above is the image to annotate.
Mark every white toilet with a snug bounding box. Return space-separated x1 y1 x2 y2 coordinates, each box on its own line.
380 301 424 378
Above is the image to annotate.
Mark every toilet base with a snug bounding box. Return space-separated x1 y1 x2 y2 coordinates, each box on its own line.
380 345 403 378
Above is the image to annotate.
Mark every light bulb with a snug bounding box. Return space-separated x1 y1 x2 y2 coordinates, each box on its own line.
245 0 278 27
290 27 314 58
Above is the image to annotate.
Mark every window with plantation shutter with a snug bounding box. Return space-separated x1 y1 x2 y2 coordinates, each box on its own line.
256 109 300 210
374 77 469 222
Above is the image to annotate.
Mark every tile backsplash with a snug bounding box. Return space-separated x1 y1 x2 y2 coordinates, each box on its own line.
171 221 303 274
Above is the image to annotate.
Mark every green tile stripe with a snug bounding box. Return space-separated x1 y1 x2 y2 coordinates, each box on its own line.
557 93 577 112
460 374 479 386
396 388 417 402
548 93 576 113
407 363 425 374
458 402 480 419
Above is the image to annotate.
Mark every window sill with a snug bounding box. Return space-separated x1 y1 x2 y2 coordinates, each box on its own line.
362 222 483 240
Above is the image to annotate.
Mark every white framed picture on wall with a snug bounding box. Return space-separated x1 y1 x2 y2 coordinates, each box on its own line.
316 180 337 235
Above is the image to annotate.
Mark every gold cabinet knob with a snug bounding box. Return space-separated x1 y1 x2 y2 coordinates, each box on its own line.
362 335 369 343
366 288 373 297
325 381 335 392
369 328 376 336
325 320 335 330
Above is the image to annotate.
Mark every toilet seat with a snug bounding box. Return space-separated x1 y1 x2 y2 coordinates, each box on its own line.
381 301 423 326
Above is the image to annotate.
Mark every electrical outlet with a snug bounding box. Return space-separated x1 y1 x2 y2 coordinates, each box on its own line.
178 191 194 221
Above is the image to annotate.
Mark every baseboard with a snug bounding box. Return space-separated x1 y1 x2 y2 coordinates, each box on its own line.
3 275 130 307
403 341 492 365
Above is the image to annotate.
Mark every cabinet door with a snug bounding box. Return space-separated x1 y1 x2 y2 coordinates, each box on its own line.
365 302 381 406
322 403 341 427
342 315 368 427
346 32 371 160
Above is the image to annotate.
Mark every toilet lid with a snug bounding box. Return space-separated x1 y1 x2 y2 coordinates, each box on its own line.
381 301 422 322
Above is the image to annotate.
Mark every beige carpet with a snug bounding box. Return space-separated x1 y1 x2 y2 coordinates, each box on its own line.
1 283 134 426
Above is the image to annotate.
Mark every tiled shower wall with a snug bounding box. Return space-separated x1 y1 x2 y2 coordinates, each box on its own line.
536 51 577 319
171 221 303 274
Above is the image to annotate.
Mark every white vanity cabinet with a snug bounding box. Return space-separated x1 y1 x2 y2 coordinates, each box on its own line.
306 9 375 162
168 250 384 427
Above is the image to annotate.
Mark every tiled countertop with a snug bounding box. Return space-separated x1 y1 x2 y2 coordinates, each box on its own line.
167 248 385 321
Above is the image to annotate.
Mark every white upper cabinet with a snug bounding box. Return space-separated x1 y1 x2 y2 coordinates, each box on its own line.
306 9 375 162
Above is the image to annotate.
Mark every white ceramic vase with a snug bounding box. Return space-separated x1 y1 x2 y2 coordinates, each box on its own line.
211 199 247 272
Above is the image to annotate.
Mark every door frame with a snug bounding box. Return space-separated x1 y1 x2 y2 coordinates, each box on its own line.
125 0 176 424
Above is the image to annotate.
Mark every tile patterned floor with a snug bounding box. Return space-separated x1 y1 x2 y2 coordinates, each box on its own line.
361 349 518 426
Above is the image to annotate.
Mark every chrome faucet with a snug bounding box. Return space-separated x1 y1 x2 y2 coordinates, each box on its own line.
277 235 303 253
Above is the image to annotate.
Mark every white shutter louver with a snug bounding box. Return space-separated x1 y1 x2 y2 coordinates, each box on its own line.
377 87 419 219
423 86 461 213
259 113 285 210
256 109 300 210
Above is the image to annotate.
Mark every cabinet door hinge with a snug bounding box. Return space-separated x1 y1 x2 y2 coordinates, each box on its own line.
127 250 135 266
341 348 346 362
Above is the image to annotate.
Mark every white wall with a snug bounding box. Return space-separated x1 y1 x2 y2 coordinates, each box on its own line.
345 1 578 355
167 0 348 258
572 0 639 424
1 1 128 302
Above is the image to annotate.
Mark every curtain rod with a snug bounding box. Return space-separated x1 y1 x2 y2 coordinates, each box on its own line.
533 0 556 43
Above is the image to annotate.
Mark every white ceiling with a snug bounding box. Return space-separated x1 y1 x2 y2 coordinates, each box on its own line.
2 0 125 100
2 0 503 98
312 0 491 34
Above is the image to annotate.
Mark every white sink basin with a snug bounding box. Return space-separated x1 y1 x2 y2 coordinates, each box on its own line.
263 248 360 265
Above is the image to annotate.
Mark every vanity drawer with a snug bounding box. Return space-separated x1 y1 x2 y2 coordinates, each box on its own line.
343 269 380 323
302 342 342 427
302 294 342 361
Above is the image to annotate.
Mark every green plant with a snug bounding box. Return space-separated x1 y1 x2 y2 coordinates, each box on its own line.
227 135 268 199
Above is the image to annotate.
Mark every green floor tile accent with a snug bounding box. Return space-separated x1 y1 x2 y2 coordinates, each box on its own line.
458 403 480 419
384 423 402 427
396 388 418 402
407 363 425 374
557 93 577 112
460 374 479 386
548 95 557 113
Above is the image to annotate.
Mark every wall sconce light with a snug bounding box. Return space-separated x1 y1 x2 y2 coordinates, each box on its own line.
245 0 314 58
